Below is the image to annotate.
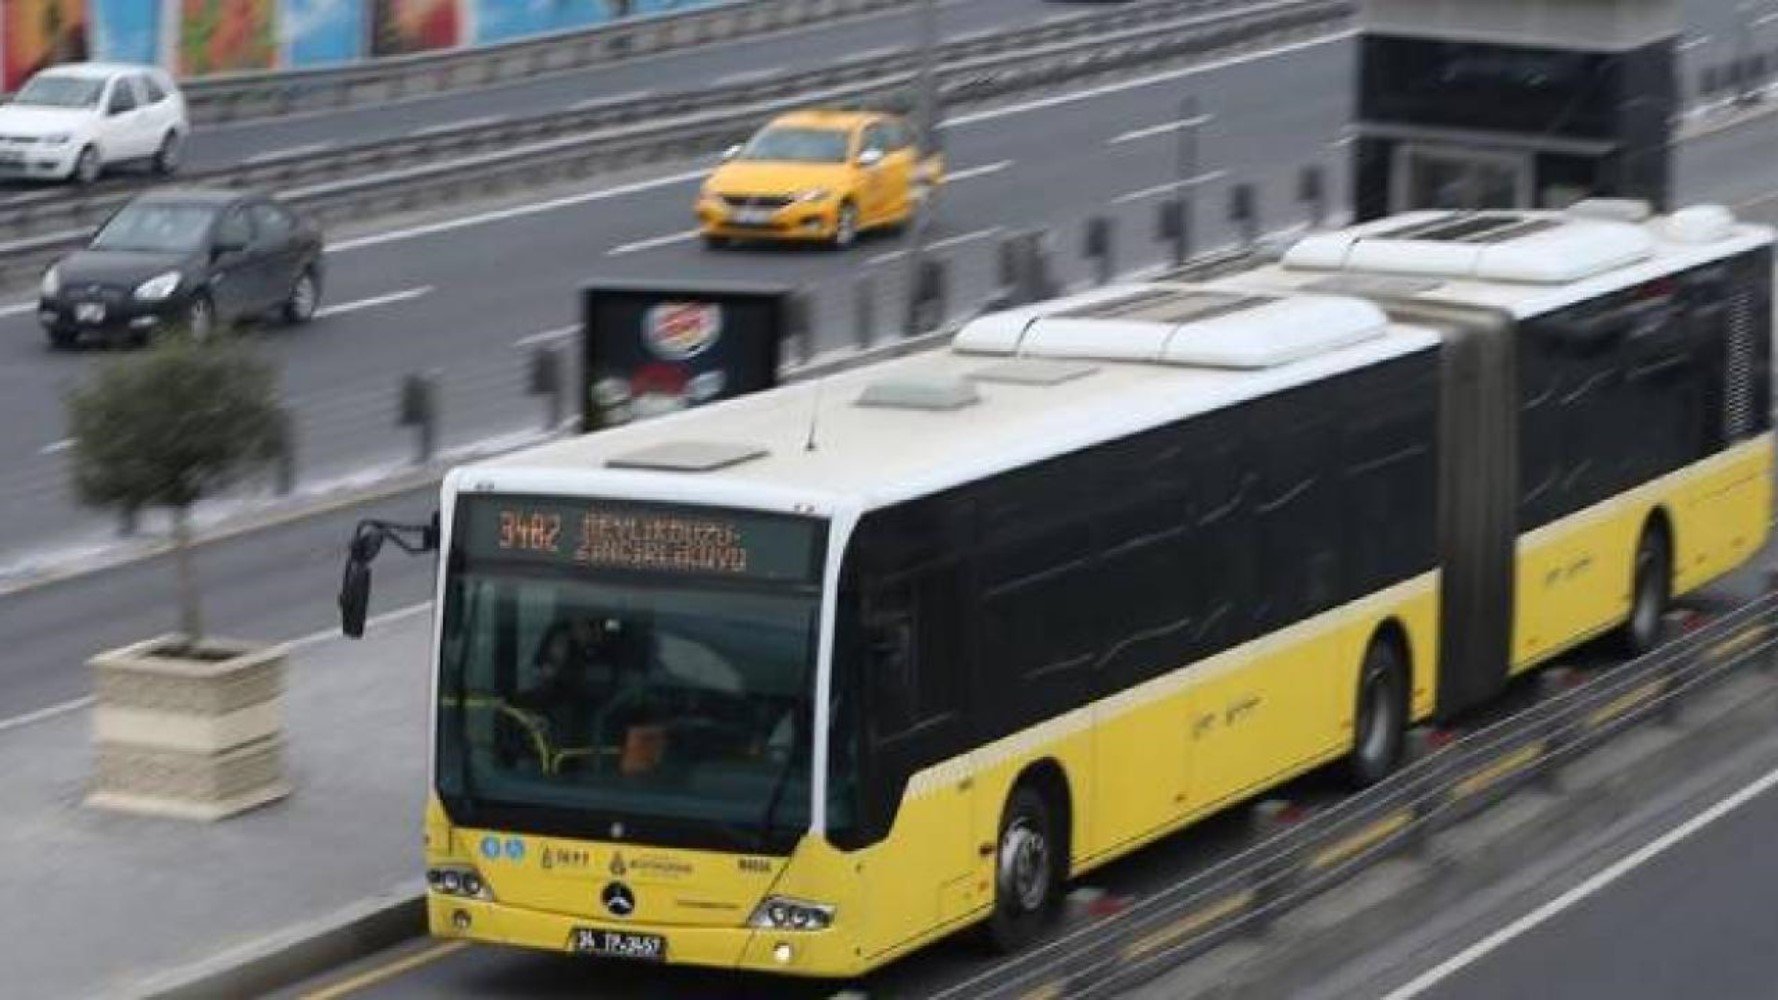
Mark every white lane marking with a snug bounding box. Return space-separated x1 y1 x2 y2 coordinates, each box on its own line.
38 438 73 456
715 68 780 86
0 600 435 740
866 226 1002 266
1108 114 1215 145
513 325 577 348
607 229 701 256
313 285 433 319
326 168 709 253
1383 759 1778 999
946 159 1013 183
843 45 906 63
1679 34 1712 51
408 115 502 138
1758 13 1778 29
570 89 655 111
0 695 92 735
285 600 434 653
195 30 1336 264
0 300 35 317
942 31 1353 129
1110 170 1228 206
243 141 334 164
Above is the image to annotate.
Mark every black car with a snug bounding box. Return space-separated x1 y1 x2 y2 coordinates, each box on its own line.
39 187 323 348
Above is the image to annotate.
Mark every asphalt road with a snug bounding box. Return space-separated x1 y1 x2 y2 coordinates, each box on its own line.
1401 773 1778 1000
0 27 1361 570
0 0 1049 181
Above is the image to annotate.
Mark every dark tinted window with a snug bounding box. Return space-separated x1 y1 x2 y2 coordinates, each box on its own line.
249 202 295 245
106 78 137 115
215 207 253 248
140 74 168 104
91 202 216 253
859 124 889 156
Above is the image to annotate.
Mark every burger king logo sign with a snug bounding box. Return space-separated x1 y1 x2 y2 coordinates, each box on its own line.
644 302 722 360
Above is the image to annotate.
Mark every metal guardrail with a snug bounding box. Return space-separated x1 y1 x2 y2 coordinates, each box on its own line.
931 593 1778 1000
0 0 1352 288
175 0 920 126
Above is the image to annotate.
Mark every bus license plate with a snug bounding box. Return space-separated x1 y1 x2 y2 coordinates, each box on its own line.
569 928 666 961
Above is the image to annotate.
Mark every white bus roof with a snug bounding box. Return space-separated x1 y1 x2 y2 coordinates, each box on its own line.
1238 204 1774 320
462 284 1440 517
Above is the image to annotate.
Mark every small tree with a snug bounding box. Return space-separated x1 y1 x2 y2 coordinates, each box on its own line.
66 337 287 644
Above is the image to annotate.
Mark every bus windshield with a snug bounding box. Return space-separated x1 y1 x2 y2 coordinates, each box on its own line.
435 498 826 853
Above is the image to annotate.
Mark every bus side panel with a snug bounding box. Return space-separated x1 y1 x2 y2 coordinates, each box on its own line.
855 762 986 958
1673 436 1774 596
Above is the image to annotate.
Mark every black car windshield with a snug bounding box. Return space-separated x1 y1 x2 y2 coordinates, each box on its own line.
91 203 216 253
13 75 104 109
436 498 828 853
737 127 851 164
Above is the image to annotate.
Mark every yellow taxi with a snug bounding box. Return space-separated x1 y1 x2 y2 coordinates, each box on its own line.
696 108 944 249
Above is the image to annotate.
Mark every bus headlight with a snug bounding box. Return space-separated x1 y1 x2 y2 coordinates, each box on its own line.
427 864 494 901
748 896 834 931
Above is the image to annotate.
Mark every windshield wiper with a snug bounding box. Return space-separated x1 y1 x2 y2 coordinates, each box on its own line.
755 653 817 848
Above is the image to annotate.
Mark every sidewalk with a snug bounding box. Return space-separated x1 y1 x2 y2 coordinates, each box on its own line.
0 609 434 1000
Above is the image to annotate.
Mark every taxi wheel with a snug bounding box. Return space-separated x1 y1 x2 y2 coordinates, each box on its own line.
830 202 859 250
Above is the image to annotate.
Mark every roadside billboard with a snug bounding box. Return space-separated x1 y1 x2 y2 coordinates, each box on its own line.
580 282 794 432
473 0 607 45
3 0 89 91
91 0 163 66
180 0 277 75
370 0 459 56
283 0 367 66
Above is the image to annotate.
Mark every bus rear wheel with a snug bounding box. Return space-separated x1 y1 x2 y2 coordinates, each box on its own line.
1344 636 1407 788
1618 524 1671 658
984 784 1061 952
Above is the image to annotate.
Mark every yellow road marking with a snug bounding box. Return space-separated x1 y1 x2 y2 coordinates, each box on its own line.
1018 982 1067 1000
1307 810 1413 873
1450 742 1544 801
1121 890 1255 961
1586 680 1665 730
1708 624 1771 664
300 940 470 1000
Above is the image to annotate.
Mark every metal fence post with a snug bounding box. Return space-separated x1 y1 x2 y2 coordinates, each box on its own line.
1229 182 1258 248
1158 198 1189 268
398 372 438 466
274 411 296 497
905 255 947 335
1298 166 1326 230
527 345 564 432
854 272 877 349
1084 215 1116 286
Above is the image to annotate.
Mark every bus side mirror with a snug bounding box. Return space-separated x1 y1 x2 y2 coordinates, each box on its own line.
340 556 372 639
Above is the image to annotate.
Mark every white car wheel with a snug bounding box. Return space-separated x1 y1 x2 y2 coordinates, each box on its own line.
73 145 101 185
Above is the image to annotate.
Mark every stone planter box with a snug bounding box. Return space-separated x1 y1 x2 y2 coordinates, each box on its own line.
87 635 290 821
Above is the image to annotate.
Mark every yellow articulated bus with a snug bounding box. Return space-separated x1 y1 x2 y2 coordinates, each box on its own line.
339 203 1771 978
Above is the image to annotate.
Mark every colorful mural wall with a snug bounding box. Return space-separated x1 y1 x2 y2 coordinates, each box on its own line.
0 0 723 83
180 0 276 75
4 0 88 90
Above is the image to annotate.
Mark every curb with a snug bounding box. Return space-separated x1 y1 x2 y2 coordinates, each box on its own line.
1136 660 1778 998
136 888 425 1000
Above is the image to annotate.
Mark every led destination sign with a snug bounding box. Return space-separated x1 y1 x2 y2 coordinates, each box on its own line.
461 497 820 583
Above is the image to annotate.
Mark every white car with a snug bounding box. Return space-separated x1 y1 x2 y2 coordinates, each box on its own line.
0 63 188 184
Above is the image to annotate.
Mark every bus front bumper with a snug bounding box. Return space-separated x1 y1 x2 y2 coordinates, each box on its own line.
427 893 858 977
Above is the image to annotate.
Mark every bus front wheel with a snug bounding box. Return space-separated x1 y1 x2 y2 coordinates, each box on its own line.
1344 636 1407 788
984 784 1062 952
1618 523 1671 658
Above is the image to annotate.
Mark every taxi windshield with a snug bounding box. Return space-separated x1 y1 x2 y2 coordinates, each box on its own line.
737 127 851 164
